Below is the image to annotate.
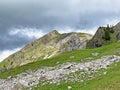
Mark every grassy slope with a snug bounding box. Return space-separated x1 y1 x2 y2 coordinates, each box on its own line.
33 62 120 90
32 42 120 90
0 42 120 79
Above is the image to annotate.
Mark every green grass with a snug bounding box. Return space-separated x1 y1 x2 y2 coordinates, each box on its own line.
0 42 120 79
32 62 120 90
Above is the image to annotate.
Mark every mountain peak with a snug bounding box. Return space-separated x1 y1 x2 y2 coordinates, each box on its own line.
48 30 60 35
40 30 60 44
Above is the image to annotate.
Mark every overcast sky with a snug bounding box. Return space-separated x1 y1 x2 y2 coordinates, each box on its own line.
0 0 120 61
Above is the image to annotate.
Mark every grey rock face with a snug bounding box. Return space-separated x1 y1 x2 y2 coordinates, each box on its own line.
0 55 120 90
59 34 88 52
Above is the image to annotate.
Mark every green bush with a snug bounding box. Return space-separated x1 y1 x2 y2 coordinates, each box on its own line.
103 25 111 41
104 29 111 40
110 28 114 33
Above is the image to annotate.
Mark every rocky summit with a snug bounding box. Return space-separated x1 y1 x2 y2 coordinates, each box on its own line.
0 30 92 69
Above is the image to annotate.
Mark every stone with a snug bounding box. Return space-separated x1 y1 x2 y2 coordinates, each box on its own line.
12 83 24 90
68 86 72 90
69 56 75 59
103 72 107 75
80 80 84 82
56 61 60 64
92 52 99 56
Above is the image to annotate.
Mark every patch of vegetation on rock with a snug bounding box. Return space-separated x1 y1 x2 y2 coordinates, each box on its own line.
87 23 119 48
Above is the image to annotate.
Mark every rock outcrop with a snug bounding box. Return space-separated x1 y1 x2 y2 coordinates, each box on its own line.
1 30 92 69
58 33 90 52
87 22 120 48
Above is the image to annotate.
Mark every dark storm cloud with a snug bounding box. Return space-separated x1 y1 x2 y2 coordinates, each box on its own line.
0 33 35 51
0 0 120 51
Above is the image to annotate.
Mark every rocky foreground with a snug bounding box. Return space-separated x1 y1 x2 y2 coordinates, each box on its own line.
0 55 120 90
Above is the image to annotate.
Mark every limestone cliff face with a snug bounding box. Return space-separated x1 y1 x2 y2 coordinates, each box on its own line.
1 30 92 69
87 22 120 48
58 33 91 52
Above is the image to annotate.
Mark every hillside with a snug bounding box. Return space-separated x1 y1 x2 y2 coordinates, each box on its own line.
0 30 92 70
0 42 120 89
0 27 120 90
87 22 120 48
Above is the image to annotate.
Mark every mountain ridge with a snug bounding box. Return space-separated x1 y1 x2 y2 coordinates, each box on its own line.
0 30 92 69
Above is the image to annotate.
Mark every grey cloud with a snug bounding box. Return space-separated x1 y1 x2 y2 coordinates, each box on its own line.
0 33 35 51
0 0 120 51
76 11 120 29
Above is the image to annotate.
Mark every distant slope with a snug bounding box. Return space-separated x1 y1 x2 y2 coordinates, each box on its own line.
87 22 120 48
0 30 92 69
